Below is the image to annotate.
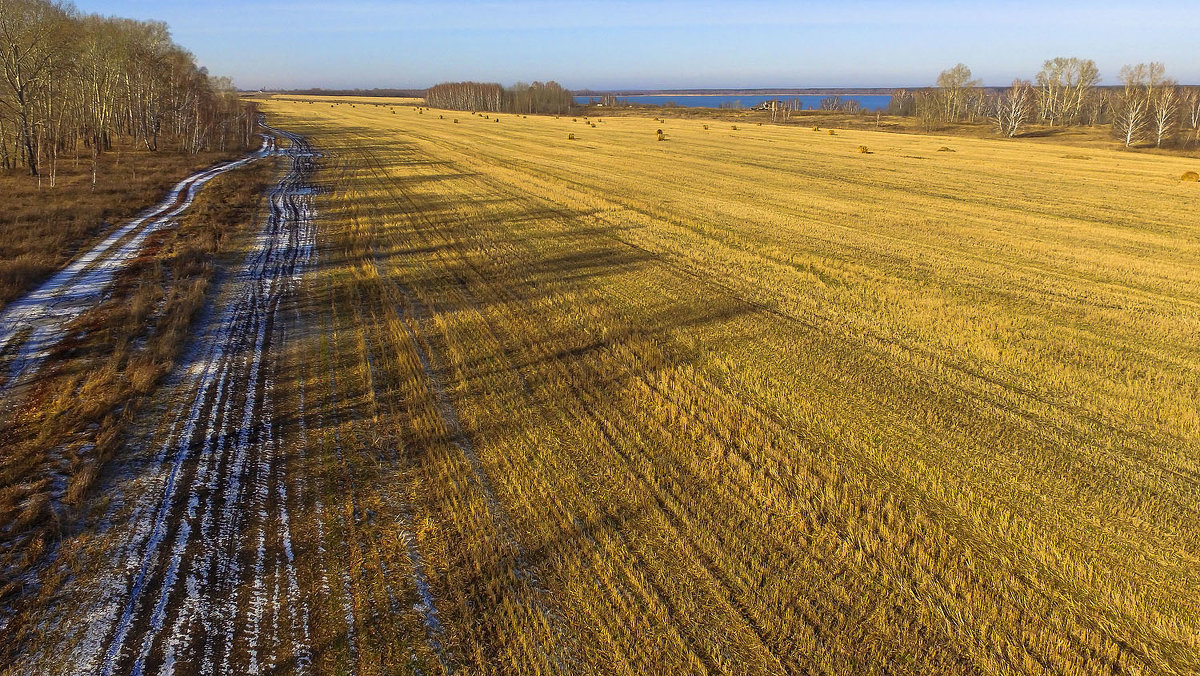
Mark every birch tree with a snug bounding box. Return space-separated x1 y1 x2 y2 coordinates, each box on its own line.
995 79 1033 137
1114 64 1153 147
936 63 980 122
1150 82 1179 148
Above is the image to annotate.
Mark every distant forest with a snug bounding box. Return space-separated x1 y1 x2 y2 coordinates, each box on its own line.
425 81 574 115
0 0 257 183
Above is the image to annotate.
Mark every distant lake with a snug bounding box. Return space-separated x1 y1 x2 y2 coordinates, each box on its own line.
574 94 893 111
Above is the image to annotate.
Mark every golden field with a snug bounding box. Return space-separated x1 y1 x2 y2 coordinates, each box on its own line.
241 97 1200 674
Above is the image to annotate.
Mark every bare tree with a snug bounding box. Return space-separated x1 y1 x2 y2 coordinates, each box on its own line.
1150 81 1179 148
0 0 68 175
995 79 1033 137
887 89 915 116
1183 87 1200 147
914 88 942 131
1036 57 1100 126
936 63 980 122
1114 63 1155 147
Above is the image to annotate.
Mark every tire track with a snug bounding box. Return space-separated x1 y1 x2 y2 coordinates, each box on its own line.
48 127 321 676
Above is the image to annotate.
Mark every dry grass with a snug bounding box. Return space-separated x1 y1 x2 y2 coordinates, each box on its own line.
0 159 274 624
237 97 1200 675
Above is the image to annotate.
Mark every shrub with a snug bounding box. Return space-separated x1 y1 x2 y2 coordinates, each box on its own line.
453 119 459 123
658 133 666 141
703 124 709 130
937 146 955 152
656 129 663 135
858 145 870 154
1181 171 1199 182
757 122 762 126
568 133 575 140
812 126 820 131
828 129 836 135
731 125 738 130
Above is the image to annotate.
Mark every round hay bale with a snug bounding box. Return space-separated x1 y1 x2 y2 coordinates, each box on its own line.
1181 171 1199 182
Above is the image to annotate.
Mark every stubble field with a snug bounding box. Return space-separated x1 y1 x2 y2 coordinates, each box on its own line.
245 96 1199 674
9 95 1199 675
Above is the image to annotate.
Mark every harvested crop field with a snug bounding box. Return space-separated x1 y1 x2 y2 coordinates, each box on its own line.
5 97 1199 675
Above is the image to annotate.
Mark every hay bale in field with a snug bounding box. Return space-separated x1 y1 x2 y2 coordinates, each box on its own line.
858 145 870 154
1181 171 1200 182
937 146 955 152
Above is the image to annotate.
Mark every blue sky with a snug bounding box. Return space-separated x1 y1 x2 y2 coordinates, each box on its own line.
79 1 1199 90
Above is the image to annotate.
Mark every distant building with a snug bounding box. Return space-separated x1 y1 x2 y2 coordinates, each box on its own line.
751 100 783 111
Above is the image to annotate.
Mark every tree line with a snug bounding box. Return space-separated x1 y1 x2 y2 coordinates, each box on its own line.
0 0 258 184
425 80 574 115
886 58 1200 147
